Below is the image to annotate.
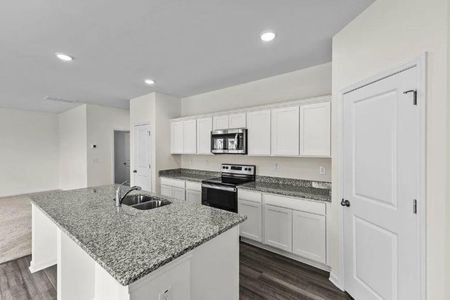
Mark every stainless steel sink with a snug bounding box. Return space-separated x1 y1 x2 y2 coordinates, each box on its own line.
121 194 171 210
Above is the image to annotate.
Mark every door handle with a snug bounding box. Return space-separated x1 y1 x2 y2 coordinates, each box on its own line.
341 198 351 207
133 170 137 173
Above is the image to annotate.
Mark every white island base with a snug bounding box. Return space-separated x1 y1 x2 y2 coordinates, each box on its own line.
29 204 239 300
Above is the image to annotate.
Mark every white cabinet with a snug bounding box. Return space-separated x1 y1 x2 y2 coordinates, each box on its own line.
271 106 299 156
213 115 229 130
293 211 326 264
300 102 331 157
172 187 186 201
238 189 262 242
228 113 246 128
170 121 184 154
161 185 172 198
160 178 186 200
186 181 202 204
197 117 212 154
264 204 293 252
183 120 197 154
247 110 271 156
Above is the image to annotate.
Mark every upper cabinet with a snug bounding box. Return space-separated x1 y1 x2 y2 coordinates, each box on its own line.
247 109 271 156
228 113 246 128
170 121 184 154
197 117 212 155
300 102 331 157
271 106 299 156
213 115 229 130
183 119 197 154
170 96 331 157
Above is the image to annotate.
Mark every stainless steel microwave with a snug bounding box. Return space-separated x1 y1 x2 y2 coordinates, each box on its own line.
210 128 247 154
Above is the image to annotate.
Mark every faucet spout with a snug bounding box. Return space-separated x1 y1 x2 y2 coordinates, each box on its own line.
115 185 142 207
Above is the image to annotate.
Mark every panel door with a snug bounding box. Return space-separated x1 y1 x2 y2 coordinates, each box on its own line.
264 204 292 252
247 110 271 156
170 121 184 154
292 210 326 264
186 190 201 204
213 115 229 130
133 124 152 191
238 200 262 242
172 187 186 201
197 117 212 154
160 185 172 198
228 113 246 128
271 106 299 156
299 102 331 157
343 67 420 300
183 119 197 154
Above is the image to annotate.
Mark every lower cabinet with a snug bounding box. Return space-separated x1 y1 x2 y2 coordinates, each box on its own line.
292 210 326 264
161 185 186 200
186 190 201 204
264 204 293 252
160 185 172 198
238 200 262 242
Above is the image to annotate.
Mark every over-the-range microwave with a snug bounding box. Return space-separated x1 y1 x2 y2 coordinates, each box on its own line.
210 128 247 154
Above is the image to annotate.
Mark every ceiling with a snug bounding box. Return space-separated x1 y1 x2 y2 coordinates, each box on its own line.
0 0 374 113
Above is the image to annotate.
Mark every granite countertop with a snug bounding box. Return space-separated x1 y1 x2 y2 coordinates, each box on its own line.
239 177 331 202
159 168 219 182
29 185 245 286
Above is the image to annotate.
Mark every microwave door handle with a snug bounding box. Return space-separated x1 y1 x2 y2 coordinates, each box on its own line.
235 133 239 148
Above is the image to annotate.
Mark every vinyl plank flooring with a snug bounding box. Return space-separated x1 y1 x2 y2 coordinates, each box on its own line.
1 243 351 300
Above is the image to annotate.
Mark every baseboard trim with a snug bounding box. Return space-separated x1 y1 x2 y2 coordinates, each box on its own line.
241 238 330 272
329 271 344 291
29 259 56 273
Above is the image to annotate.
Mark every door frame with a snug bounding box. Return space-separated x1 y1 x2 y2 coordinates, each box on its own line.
112 129 131 184
335 54 427 300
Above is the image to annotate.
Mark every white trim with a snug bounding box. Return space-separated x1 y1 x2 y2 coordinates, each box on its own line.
29 259 56 273
329 271 344 291
334 53 427 299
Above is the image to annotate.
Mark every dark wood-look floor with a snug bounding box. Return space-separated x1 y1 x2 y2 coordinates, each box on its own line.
0 243 351 300
240 242 352 300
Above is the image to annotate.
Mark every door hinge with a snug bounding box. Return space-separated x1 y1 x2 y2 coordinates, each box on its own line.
403 89 418 105
413 199 417 214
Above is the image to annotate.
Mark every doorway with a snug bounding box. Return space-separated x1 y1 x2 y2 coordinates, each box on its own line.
133 124 152 192
114 130 130 185
341 62 425 300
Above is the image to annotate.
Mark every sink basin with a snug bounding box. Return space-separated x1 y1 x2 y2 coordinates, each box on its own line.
121 194 171 210
132 199 171 210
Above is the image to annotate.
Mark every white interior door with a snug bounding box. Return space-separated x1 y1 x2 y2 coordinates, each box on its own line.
343 67 421 300
133 124 152 191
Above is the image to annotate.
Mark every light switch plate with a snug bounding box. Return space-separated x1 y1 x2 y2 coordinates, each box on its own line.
319 166 326 175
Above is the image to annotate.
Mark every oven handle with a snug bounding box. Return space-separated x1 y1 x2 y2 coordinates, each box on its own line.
202 184 237 192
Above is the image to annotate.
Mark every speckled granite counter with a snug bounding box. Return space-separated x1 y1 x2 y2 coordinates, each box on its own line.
159 168 218 182
239 176 331 202
29 185 245 286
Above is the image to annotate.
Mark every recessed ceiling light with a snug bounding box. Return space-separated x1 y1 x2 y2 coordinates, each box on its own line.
144 79 155 85
260 31 276 42
55 52 73 62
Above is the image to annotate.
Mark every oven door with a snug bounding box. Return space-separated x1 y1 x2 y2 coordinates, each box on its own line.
201 183 237 212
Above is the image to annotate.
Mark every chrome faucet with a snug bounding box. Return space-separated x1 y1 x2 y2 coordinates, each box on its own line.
115 183 142 207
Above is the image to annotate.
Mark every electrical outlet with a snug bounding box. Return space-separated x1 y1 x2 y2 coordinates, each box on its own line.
159 287 171 300
274 163 279 171
319 166 326 175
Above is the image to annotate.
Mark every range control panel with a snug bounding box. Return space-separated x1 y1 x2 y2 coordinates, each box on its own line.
221 164 255 176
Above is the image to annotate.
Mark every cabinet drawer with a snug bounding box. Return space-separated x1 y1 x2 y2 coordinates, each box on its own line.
160 177 186 189
238 189 261 203
186 180 201 191
263 193 326 215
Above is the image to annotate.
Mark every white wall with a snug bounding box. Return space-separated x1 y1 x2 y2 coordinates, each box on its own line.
86 105 129 187
180 62 332 181
58 105 88 190
0 108 59 197
332 0 448 299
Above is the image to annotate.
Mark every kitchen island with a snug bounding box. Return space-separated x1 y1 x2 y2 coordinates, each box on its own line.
28 185 245 300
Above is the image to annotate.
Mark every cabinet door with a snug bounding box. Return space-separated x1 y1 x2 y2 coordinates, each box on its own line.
247 110 271 156
186 190 201 204
213 115 229 130
170 121 184 154
271 106 299 156
264 205 292 252
172 187 186 201
161 185 172 198
293 211 326 264
238 200 262 242
228 113 246 128
300 102 331 157
197 117 212 154
183 119 197 154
